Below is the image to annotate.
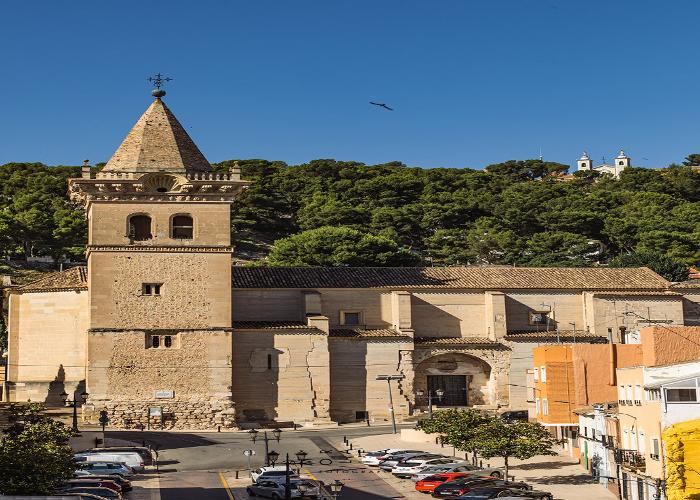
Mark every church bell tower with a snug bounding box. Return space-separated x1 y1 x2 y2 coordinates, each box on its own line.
69 82 249 429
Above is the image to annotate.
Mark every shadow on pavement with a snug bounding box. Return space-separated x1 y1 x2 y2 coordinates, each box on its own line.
159 486 232 500
106 431 217 450
510 460 575 471
338 485 404 500
525 473 598 485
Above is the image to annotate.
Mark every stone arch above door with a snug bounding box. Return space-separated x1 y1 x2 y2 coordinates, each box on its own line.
413 349 509 407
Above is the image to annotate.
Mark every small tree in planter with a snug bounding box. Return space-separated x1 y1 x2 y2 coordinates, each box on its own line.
470 419 559 478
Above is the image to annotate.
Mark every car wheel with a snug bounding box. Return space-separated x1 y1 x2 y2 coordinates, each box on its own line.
491 471 502 478
271 494 281 500
247 488 256 496
540 496 553 500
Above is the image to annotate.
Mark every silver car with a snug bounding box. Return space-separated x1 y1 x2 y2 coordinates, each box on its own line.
379 453 444 471
410 463 503 481
247 479 319 499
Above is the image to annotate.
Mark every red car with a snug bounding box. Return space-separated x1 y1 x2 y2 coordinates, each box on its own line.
416 473 492 493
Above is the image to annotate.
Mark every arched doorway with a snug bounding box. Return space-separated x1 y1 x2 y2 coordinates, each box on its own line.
414 353 493 407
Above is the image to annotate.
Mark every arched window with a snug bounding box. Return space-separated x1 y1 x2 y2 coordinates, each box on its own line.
172 215 194 239
128 215 152 241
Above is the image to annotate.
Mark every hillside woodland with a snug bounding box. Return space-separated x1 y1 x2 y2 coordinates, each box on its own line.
0 157 698 283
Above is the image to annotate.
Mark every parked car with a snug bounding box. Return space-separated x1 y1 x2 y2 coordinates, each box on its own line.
416 472 502 494
87 446 154 466
379 453 444 471
432 478 529 498
251 466 300 484
392 457 459 478
75 451 145 472
247 479 318 499
362 449 423 466
499 410 529 423
72 471 133 492
61 486 122 499
412 464 502 482
63 478 122 493
77 462 135 478
455 486 552 499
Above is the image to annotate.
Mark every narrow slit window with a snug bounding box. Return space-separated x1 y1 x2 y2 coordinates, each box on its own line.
267 354 272 370
172 215 194 239
142 283 162 296
151 335 160 348
164 336 172 348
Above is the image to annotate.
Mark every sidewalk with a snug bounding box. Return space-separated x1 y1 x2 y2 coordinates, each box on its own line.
331 433 616 500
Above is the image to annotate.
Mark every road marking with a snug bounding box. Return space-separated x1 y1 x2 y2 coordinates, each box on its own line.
219 470 235 500
303 467 318 480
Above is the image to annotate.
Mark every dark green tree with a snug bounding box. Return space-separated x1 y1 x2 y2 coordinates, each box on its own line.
609 251 689 282
417 409 491 465
0 403 75 495
470 419 558 478
266 226 421 267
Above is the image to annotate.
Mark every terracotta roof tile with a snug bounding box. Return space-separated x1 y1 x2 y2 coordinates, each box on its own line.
505 329 608 343
414 337 508 349
672 279 700 289
232 266 668 290
329 328 410 339
16 267 88 293
232 321 311 330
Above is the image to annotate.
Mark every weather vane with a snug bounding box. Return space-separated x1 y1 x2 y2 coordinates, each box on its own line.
147 73 173 98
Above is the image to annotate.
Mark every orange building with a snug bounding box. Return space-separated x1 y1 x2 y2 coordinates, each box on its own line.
532 343 642 454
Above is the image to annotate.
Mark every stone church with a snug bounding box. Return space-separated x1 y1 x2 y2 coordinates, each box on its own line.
3 90 695 429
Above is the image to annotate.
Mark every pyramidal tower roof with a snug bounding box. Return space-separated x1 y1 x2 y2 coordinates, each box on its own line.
103 95 212 173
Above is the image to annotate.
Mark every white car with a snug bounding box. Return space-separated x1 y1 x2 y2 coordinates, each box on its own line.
361 449 411 466
391 457 457 478
251 466 297 483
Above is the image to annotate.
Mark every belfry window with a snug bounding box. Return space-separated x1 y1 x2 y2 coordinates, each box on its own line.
129 215 152 241
172 215 194 239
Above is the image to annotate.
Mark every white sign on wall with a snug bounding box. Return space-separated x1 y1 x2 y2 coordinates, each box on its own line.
154 390 175 399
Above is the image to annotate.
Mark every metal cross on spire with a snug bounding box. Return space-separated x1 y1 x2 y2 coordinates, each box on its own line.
147 73 173 89
147 73 173 98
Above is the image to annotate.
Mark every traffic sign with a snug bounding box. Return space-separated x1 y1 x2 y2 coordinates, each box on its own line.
243 449 256 456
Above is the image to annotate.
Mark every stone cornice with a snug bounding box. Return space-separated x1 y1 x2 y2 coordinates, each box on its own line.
86 245 234 254
88 328 234 333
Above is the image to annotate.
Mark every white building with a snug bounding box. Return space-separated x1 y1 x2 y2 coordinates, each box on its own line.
577 150 631 178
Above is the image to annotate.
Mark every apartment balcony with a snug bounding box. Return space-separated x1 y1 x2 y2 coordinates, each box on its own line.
616 449 646 472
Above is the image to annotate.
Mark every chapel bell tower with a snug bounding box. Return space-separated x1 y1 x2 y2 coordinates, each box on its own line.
69 81 249 428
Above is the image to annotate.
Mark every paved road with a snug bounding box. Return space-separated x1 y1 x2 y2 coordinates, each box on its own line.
108 425 409 500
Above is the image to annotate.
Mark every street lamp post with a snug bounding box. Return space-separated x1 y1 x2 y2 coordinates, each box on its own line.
376 375 404 434
60 390 88 433
415 388 445 419
328 479 345 500
249 428 282 466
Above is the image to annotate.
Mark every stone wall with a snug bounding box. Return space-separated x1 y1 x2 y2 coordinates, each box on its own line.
232 331 330 423
6 290 88 403
329 338 414 423
86 329 234 429
89 252 232 330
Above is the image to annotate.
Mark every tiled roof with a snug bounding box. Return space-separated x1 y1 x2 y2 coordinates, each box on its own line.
672 279 700 289
15 267 88 293
505 329 608 343
13 266 87 293
103 97 211 173
232 266 668 290
414 337 508 349
232 321 314 330
592 291 680 296
329 328 411 340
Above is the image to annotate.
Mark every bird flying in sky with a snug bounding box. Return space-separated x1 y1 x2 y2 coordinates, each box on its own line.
370 101 394 111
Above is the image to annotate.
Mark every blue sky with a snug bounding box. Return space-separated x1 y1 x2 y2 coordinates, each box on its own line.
1 1 698 169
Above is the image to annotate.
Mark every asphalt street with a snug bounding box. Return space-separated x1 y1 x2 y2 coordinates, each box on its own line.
109 425 409 500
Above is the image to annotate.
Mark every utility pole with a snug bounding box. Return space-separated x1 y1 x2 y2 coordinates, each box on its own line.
376 375 404 434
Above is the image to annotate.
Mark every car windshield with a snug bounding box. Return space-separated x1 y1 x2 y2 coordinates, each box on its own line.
403 461 422 466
